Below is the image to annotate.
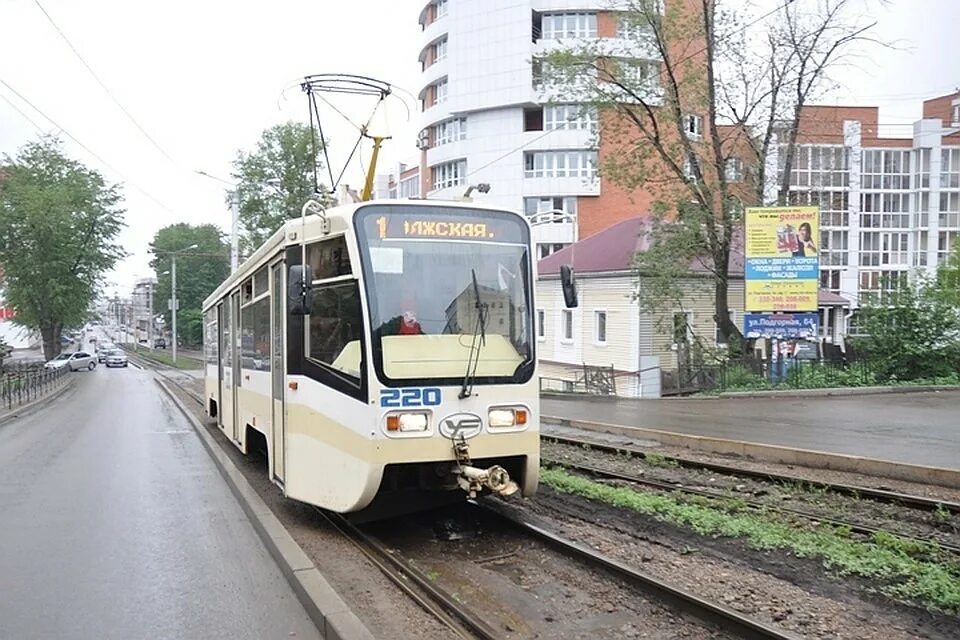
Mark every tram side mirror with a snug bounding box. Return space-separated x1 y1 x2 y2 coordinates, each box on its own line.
560 264 578 308
288 264 314 316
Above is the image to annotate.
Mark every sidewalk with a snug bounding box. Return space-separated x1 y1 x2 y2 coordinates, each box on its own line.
541 390 960 470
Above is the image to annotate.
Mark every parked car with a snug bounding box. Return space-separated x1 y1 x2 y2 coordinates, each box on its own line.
105 349 129 368
45 351 96 371
97 343 117 362
60 335 75 345
153 338 166 349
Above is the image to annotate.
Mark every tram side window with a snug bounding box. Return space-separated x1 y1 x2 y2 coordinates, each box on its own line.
203 309 218 365
308 281 363 379
306 236 352 279
240 297 271 372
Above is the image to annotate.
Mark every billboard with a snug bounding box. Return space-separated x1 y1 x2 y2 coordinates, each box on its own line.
745 206 819 312
743 313 819 339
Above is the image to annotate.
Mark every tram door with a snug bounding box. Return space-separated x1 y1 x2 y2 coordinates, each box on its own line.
216 303 225 430
270 261 285 483
219 298 234 438
230 291 241 443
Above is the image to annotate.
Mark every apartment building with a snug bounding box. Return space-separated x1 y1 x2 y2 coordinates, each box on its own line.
769 92 960 326
376 0 678 260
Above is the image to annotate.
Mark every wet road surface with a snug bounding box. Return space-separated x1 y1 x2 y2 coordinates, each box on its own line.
542 390 960 469
0 363 321 639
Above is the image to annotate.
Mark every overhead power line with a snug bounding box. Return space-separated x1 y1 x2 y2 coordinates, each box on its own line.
31 0 178 164
0 76 183 217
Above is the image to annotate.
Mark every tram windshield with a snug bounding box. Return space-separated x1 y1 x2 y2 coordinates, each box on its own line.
355 205 534 386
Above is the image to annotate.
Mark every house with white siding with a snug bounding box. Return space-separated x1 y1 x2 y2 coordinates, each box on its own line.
535 217 747 398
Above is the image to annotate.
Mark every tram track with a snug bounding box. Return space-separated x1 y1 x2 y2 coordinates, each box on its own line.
147 363 942 638
542 433 960 516
543 457 960 555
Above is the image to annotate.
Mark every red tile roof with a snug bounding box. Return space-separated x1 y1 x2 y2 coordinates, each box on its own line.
537 217 744 276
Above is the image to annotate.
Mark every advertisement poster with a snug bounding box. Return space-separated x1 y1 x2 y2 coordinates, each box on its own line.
743 313 819 339
745 206 819 311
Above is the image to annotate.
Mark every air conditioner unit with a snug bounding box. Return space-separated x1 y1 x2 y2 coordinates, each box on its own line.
416 130 430 150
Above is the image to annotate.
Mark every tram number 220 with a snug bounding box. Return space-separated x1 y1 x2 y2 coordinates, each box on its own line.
380 387 442 408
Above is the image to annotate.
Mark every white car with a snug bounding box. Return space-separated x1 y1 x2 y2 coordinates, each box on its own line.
45 351 97 371
105 350 129 368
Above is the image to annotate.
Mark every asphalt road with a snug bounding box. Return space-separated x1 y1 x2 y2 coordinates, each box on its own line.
0 362 321 639
542 390 960 469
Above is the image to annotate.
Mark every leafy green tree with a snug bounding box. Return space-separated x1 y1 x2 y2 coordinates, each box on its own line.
231 121 329 254
542 0 882 345
149 223 229 346
852 280 960 380
938 243 960 307
0 137 125 359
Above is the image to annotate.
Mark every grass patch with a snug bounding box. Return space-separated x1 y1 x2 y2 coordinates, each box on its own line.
121 345 201 370
540 467 960 613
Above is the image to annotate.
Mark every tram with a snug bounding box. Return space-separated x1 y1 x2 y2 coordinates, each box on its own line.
201 200 546 519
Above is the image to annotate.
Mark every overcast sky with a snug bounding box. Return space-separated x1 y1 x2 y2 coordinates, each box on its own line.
0 0 957 299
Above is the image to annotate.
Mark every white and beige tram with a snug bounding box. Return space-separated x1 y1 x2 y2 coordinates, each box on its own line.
202 199 544 519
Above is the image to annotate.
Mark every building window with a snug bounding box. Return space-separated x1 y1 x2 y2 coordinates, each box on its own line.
941 148 960 189
915 148 931 189
431 159 466 191
537 309 545 339
524 107 544 131
820 269 841 293
684 114 702 138
952 104 960 125
595 310 607 344
940 192 960 229
432 37 447 63
544 104 597 131
524 150 597 178
562 309 573 342
783 145 849 188
860 231 909 267
861 149 910 190
683 155 697 182
673 312 692 344
524 196 577 220
541 12 597 39
613 60 660 91
434 77 448 104
398 175 419 198
618 10 656 39
725 158 743 182
433 117 466 146
434 0 447 19
537 243 568 259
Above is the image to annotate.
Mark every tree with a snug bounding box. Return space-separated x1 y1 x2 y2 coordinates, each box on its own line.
231 121 329 254
852 279 960 381
149 223 229 346
938 242 960 308
543 0 882 346
0 137 125 359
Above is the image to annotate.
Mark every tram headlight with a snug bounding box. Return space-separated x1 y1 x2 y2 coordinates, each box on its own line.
488 407 528 430
386 412 429 432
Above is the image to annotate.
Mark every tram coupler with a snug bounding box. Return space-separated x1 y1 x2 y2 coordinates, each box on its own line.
457 465 520 498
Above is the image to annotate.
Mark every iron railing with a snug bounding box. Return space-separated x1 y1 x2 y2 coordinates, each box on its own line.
0 365 70 411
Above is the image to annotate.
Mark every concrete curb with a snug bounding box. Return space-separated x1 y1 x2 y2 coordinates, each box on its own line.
544 415 960 489
155 377 375 640
717 384 960 399
0 376 76 428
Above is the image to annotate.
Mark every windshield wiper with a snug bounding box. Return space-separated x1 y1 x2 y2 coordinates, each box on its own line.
458 269 487 399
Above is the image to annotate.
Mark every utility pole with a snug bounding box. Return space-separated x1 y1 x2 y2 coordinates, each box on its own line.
171 254 178 365
148 282 154 349
230 190 240 272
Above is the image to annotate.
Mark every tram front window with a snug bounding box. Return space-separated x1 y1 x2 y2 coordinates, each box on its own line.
356 206 534 386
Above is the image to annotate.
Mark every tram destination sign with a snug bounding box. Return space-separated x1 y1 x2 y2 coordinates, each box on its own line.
362 208 525 244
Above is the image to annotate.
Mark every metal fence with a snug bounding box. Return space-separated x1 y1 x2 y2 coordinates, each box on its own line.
0 365 70 411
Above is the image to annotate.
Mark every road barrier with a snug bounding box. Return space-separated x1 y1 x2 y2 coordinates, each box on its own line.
0 365 70 410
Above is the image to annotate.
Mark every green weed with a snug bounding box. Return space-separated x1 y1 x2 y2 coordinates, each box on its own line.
540 467 960 612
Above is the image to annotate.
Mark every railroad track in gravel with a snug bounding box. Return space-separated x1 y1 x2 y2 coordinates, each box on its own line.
545 456 960 555
542 433 960 516
476 499 800 640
